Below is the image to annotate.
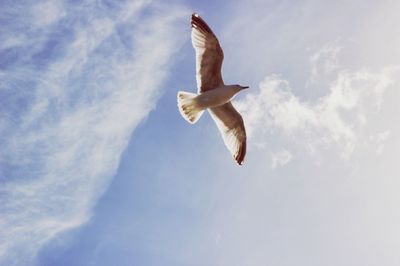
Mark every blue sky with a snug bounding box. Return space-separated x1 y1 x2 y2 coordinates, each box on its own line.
1 0 400 265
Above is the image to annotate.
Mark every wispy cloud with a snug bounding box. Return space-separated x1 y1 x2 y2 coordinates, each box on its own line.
308 42 341 86
32 0 66 28
374 130 391 155
270 149 293 169
0 1 187 264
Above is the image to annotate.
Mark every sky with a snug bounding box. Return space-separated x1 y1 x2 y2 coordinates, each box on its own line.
1 0 400 265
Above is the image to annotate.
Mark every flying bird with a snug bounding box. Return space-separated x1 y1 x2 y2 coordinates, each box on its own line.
177 13 248 165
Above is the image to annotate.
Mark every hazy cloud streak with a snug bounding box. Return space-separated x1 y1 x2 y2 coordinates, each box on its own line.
0 1 187 265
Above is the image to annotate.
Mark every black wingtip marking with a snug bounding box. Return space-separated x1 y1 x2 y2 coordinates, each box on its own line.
191 13 214 35
235 142 246 166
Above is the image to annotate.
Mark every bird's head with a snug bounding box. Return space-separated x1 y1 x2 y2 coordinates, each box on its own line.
232 84 249 91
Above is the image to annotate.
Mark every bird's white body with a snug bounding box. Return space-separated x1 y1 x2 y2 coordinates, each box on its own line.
177 85 245 125
196 85 242 109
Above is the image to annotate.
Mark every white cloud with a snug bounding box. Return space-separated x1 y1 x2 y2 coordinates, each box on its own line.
0 1 188 265
236 51 398 160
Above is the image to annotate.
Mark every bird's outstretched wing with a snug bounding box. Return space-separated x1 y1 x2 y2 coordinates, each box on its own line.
191 13 224 93
209 102 247 165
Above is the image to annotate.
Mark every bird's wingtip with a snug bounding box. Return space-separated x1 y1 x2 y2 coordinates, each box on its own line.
234 154 245 166
235 142 246 166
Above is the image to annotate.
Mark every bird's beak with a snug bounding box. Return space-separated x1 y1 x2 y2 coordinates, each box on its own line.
241 86 249 89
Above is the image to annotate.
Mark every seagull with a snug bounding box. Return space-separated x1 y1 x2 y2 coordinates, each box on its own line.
177 13 249 165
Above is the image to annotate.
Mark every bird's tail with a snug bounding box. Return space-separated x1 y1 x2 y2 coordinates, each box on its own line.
177 91 205 124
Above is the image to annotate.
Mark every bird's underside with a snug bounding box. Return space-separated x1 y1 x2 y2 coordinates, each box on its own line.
191 13 224 93
208 102 247 165
177 13 247 165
